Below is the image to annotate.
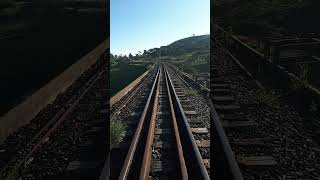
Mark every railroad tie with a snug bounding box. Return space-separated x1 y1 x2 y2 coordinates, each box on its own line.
139 95 148 99
175 90 185 94
154 141 173 149
140 92 149 98
212 88 230 96
174 85 183 89
157 112 171 119
180 99 191 103
155 128 172 135
191 128 209 134
231 138 266 147
157 105 166 110
156 118 171 125
219 114 246 121
182 104 193 108
212 83 229 89
181 106 194 112
151 159 175 173
142 92 150 96
212 96 235 105
158 111 170 115
196 140 210 148
177 94 186 98
184 110 197 116
189 116 208 124
221 119 257 128
158 99 168 103
179 97 189 102
159 94 169 98
66 161 100 173
237 156 277 167
214 104 241 113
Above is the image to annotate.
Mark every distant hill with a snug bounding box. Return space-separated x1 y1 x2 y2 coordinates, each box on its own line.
146 34 209 57
167 34 209 51
165 35 210 75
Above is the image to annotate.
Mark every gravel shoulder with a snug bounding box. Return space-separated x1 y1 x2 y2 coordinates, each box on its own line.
213 43 320 179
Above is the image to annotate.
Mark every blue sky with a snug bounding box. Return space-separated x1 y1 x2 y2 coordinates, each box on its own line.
111 0 210 56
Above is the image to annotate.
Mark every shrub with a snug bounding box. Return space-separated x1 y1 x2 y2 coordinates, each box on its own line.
110 118 127 146
290 63 309 91
250 87 280 109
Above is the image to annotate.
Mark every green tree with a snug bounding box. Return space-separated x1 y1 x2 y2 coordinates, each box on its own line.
129 53 133 59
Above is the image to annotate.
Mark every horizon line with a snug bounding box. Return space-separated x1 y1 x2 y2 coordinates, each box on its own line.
111 33 210 56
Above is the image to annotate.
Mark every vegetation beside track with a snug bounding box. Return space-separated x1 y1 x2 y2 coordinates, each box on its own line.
110 117 127 146
145 35 210 75
214 0 320 37
110 61 148 96
168 49 209 75
111 35 209 96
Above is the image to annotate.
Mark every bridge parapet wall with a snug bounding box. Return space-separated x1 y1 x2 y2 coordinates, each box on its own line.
0 39 108 142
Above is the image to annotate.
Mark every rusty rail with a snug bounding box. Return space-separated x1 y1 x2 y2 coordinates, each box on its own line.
164 66 188 180
139 66 188 180
115 64 210 179
166 63 244 180
139 67 161 180
118 67 160 180
164 66 210 180
209 99 244 180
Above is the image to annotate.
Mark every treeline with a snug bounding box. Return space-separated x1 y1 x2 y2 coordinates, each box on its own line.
111 34 209 61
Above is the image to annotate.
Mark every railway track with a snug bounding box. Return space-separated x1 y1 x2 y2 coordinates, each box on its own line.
109 64 210 180
211 28 320 179
0 53 108 180
109 65 159 179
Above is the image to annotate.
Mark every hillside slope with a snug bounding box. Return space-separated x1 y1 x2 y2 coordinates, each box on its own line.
145 34 209 57
167 34 210 52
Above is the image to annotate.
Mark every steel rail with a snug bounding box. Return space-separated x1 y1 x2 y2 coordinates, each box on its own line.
209 99 244 180
138 67 161 180
118 67 160 180
101 68 156 180
167 63 244 179
164 66 210 180
164 67 188 180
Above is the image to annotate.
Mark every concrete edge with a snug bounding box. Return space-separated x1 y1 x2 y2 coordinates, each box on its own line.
0 38 109 142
